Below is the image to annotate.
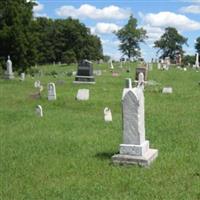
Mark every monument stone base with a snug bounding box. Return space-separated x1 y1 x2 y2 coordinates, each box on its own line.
112 148 158 167
74 75 95 84
4 73 14 79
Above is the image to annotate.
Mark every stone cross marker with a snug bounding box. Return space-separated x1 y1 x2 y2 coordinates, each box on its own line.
48 83 57 100
195 53 199 68
35 105 43 117
112 79 158 166
5 56 14 79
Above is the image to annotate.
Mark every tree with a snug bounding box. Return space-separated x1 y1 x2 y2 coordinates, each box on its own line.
195 37 200 54
182 55 195 66
0 0 37 70
154 27 188 62
115 15 147 60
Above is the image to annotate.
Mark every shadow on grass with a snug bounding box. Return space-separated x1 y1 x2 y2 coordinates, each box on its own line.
95 152 118 160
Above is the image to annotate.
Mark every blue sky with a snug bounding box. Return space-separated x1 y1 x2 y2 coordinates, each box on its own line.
33 0 200 61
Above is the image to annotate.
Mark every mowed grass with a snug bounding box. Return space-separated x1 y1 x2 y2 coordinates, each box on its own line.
0 63 200 200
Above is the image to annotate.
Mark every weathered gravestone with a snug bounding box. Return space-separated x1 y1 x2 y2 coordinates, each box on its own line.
20 73 25 81
35 105 43 117
112 79 158 166
47 83 56 100
4 56 14 79
104 107 112 122
135 67 147 81
74 60 95 84
76 89 89 101
162 87 173 94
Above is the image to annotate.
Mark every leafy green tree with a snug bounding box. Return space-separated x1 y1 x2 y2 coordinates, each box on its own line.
115 15 147 60
182 55 195 66
195 37 200 54
154 27 188 61
0 0 37 70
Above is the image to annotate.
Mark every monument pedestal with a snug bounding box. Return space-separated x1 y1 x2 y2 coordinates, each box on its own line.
74 75 95 84
4 72 14 79
112 148 158 167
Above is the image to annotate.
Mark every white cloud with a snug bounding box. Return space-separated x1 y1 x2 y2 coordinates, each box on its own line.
92 23 121 34
56 4 130 20
33 1 44 13
180 5 200 14
142 11 200 31
143 25 164 42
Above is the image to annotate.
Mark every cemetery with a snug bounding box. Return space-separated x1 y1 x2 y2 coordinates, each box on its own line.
0 1 200 199
1 61 200 199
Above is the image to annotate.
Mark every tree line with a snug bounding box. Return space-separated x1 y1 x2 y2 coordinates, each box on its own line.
0 1 200 71
0 0 103 71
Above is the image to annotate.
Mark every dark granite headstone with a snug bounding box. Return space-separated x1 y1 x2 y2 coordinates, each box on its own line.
74 60 95 84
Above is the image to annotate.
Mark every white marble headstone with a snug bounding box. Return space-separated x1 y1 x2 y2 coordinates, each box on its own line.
76 89 89 100
112 80 158 166
104 107 112 122
162 87 173 94
5 56 14 79
35 105 43 117
20 73 25 81
47 83 56 100
110 60 114 69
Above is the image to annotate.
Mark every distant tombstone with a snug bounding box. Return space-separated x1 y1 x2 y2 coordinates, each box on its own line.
93 70 102 76
157 63 161 70
76 89 89 101
135 67 147 81
110 60 114 70
149 63 153 71
4 56 14 79
195 53 199 68
74 60 95 84
162 87 173 94
137 72 145 90
112 81 158 166
47 83 56 100
104 107 112 122
35 105 43 117
34 80 41 88
20 73 25 81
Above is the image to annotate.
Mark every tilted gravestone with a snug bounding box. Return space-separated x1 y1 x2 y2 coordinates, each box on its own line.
112 79 158 166
35 105 43 117
74 60 95 84
47 83 56 100
4 56 14 79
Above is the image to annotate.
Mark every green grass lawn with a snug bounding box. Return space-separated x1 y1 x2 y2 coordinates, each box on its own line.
0 63 200 200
